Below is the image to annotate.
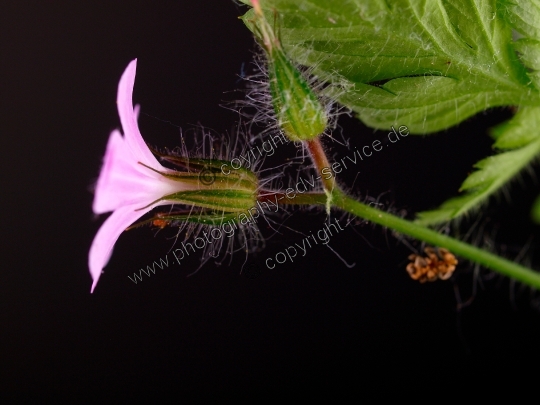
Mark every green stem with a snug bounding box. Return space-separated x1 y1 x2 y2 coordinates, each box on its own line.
260 189 540 290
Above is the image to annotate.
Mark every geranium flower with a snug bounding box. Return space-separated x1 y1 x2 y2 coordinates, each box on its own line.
89 59 196 292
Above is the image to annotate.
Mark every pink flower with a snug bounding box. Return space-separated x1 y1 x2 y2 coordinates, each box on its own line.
89 59 193 292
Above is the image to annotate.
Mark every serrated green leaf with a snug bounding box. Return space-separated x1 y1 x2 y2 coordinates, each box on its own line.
241 0 540 133
501 0 540 41
491 105 540 148
513 39 540 70
502 1 540 90
416 106 540 225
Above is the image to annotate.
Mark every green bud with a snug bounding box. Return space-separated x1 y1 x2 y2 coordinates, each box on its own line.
268 48 328 141
245 2 328 142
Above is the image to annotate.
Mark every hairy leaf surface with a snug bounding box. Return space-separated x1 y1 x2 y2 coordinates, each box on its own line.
242 0 539 133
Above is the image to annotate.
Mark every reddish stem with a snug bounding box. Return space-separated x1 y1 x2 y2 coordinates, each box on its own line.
306 138 336 192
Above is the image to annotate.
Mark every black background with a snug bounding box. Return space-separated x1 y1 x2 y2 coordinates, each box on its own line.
2 0 540 396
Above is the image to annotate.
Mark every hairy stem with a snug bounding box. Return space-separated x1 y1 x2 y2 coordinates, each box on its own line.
306 138 335 192
259 189 540 290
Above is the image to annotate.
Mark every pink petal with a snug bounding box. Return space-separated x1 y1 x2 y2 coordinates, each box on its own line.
92 128 188 214
89 59 203 292
89 204 154 293
92 129 128 214
116 59 160 167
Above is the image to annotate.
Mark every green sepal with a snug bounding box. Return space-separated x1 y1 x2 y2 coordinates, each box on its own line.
160 189 257 213
151 151 257 183
138 162 258 192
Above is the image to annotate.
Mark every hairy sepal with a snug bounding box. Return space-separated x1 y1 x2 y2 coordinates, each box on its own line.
160 189 257 213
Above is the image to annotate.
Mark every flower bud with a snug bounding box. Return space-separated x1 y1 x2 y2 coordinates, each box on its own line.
247 0 328 142
267 48 328 142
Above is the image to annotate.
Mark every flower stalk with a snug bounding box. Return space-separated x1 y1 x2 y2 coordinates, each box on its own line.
305 138 335 213
258 188 540 290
